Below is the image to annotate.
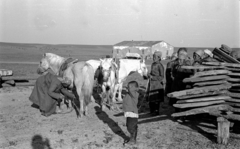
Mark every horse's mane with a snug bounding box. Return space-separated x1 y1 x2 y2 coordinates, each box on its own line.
44 53 65 65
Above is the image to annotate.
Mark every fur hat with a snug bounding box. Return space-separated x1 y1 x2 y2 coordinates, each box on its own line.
154 51 162 57
204 49 213 57
194 50 205 59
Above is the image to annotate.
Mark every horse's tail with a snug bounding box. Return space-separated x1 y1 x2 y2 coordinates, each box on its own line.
82 63 94 106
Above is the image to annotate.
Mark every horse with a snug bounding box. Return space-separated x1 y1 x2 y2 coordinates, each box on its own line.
97 58 118 109
112 58 148 102
38 53 95 117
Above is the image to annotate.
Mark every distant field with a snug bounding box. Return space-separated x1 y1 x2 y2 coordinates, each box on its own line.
0 42 239 76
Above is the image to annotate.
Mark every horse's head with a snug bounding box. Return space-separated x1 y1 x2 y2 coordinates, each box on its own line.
100 58 114 81
138 59 148 77
38 53 65 75
38 54 51 74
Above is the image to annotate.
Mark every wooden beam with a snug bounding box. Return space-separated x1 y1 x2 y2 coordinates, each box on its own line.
228 78 240 83
193 80 229 87
171 104 230 117
228 73 240 77
226 92 240 98
192 70 230 78
210 111 240 121
2 80 15 85
2 82 35 87
1 75 39 81
225 98 240 103
173 100 225 108
225 102 240 107
225 67 240 72
175 90 228 99
177 96 231 104
168 84 231 98
183 75 229 83
181 65 224 70
217 117 230 145
203 62 240 68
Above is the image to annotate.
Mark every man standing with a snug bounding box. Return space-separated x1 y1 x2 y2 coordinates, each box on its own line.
148 51 164 116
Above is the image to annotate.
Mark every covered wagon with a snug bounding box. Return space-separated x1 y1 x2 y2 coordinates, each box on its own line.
112 41 174 60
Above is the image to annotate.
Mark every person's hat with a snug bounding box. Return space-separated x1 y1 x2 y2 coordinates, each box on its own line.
194 49 205 59
204 49 213 57
171 52 178 59
178 53 187 60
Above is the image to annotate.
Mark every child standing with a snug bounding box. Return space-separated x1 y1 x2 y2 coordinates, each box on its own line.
123 81 139 145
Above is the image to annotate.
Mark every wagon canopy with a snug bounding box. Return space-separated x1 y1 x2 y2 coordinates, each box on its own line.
113 41 174 59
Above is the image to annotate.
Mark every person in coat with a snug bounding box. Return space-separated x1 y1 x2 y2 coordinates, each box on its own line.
148 51 164 116
29 69 75 117
123 81 139 145
165 52 178 96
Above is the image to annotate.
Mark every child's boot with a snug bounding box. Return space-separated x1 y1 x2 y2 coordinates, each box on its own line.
134 130 137 144
126 133 135 145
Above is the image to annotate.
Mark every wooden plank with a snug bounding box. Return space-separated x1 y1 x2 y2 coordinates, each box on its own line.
209 110 240 122
212 48 240 63
217 117 230 145
176 90 228 99
2 82 35 87
3 80 15 85
225 67 240 72
228 73 240 77
228 78 240 83
193 80 228 87
227 92 240 98
1 75 39 81
181 65 224 70
168 84 231 98
225 102 240 107
225 98 240 103
171 104 231 117
183 75 229 83
177 96 231 104
192 70 230 78
173 100 225 108
203 61 240 68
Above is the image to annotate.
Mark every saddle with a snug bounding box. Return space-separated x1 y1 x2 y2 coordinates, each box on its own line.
59 58 79 77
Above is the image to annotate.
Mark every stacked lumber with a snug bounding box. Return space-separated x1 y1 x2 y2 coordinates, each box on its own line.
168 45 240 144
168 61 240 120
0 75 38 87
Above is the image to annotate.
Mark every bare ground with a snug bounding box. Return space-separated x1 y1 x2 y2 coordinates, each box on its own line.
1 86 240 149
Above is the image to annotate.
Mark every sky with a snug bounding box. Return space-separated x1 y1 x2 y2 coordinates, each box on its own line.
0 0 239 47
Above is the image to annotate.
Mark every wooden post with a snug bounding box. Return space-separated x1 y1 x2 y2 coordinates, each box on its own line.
217 117 230 145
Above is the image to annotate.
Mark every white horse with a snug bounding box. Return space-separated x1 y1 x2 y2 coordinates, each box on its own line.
98 58 118 109
112 59 148 101
38 53 95 117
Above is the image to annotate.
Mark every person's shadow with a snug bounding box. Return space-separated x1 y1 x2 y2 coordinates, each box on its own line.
31 135 52 149
94 106 129 141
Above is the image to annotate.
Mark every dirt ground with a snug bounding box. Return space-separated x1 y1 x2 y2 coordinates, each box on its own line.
1 86 240 149
1 43 240 149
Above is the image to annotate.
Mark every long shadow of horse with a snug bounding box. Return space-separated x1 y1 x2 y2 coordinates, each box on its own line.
31 135 52 149
94 106 129 141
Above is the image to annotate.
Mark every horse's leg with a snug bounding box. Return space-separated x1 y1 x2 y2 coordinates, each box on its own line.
112 84 119 102
118 82 123 102
101 85 107 110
